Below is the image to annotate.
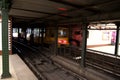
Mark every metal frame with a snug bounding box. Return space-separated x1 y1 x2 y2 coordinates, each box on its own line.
81 22 89 67
55 24 58 55
114 23 120 55
1 0 11 78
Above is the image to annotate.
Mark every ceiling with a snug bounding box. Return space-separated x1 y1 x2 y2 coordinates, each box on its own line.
2 0 120 24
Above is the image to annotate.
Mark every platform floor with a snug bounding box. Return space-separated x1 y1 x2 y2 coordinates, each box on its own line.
88 45 120 55
0 54 38 80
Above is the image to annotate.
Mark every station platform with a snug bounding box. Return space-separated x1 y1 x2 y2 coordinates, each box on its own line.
0 54 38 80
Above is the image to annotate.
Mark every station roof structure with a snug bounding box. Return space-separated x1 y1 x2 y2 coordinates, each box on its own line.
0 0 120 24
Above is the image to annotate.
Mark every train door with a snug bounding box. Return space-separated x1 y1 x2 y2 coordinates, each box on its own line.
12 28 18 39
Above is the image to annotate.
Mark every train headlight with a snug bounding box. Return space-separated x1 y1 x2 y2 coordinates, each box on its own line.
58 40 62 43
58 40 67 44
63 40 67 44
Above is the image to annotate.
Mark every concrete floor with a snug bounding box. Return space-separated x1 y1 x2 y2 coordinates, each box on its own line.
0 54 38 80
88 45 120 55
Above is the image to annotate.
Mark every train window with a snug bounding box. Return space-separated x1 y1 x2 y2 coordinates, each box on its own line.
26 28 32 40
58 27 68 37
13 28 18 37
58 30 67 37
19 28 22 33
58 30 64 36
39 28 45 37
39 29 42 37
34 28 39 37
26 28 32 34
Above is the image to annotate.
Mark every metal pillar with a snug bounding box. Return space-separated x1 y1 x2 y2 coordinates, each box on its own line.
24 28 27 42
81 23 89 67
41 25 45 47
39 27 41 44
54 24 58 55
18 27 20 41
22 26 27 43
1 0 11 78
69 24 72 54
114 23 120 55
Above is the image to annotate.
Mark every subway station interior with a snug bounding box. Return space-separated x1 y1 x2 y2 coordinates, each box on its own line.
0 0 120 80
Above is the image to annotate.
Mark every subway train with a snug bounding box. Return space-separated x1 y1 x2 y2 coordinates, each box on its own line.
44 26 70 47
43 25 82 47
12 24 83 47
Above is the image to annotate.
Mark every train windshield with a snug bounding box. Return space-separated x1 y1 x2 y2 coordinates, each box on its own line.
58 27 68 37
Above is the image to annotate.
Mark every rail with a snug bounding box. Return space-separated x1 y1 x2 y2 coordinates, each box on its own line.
57 46 120 78
13 41 87 80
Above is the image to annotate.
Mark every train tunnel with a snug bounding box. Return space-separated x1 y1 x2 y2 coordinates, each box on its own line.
0 0 120 80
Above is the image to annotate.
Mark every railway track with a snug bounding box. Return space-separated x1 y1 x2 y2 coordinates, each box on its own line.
13 41 120 79
12 41 87 80
54 46 120 78
86 50 120 78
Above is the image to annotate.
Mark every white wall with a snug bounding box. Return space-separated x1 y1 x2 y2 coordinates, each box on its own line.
87 30 112 45
0 22 2 50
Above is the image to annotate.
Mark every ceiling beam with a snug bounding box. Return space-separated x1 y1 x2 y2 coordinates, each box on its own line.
12 7 56 15
59 11 120 23
11 7 72 24
49 0 117 14
49 0 100 13
12 7 72 18
10 14 40 18
87 11 120 23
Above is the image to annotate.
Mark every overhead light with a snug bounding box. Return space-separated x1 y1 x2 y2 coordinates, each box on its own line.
58 8 67 11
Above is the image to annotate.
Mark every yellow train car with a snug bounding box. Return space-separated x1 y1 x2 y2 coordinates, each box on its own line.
58 27 69 47
43 26 69 47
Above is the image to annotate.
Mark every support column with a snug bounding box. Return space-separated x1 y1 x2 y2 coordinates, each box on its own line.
81 23 89 67
18 27 20 41
54 24 58 55
69 24 72 54
41 25 45 47
1 0 11 78
30 27 34 45
69 24 72 45
114 23 120 55
22 27 27 43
